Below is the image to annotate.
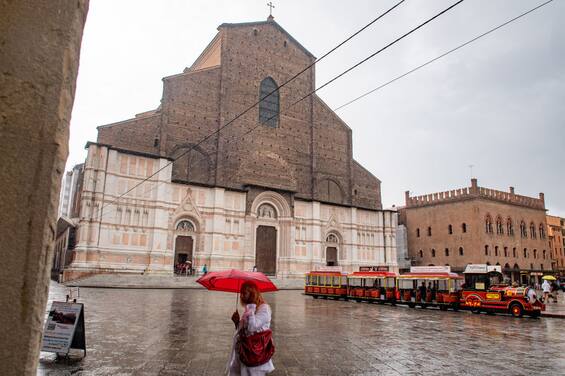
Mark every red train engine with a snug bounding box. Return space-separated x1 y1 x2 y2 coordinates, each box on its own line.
460 264 544 317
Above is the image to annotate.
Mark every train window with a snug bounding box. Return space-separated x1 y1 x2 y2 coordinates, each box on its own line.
332 276 340 286
385 278 395 288
349 278 362 287
317 276 323 286
437 280 448 291
398 279 413 289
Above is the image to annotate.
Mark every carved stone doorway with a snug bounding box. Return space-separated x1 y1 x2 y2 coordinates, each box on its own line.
174 236 193 274
256 225 277 275
326 247 338 266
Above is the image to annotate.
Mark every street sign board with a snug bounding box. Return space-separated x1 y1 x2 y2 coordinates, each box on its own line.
410 265 451 273
41 301 86 355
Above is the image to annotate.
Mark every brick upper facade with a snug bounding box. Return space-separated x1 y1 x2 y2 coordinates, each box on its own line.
97 18 381 211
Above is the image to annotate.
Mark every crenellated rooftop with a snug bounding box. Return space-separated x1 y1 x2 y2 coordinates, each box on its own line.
405 179 545 210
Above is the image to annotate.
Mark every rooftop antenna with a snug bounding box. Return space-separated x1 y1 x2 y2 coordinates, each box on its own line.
468 164 475 179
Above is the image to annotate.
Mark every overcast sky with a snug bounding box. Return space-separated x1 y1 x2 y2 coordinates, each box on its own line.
68 0 565 216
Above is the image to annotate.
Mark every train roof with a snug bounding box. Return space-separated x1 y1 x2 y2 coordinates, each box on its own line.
306 271 347 276
398 272 463 279
349 271 397 278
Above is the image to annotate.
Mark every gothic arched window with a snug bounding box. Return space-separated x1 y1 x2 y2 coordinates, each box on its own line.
529 222 536 238
507 218 514 236
520 221 527 238
496 216 503 235
485 215 493 234
259 77 279 128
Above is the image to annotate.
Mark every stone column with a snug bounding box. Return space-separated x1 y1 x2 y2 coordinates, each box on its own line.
0 1 89 375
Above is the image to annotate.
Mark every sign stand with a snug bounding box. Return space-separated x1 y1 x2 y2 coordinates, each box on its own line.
41 295 86 360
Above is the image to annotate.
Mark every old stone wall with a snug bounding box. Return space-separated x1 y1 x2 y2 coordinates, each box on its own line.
93 19 382 210
0 1 88 374
97 113 161 155
162 66 222 185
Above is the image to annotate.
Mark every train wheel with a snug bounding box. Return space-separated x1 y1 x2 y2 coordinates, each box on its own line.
313 295 318 299
510 303 523 318
408 303 415 308
452 304 459 312
439 305 448 311
472 308 481 314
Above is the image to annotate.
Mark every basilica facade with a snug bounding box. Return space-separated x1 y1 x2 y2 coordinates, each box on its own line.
63 17 398 281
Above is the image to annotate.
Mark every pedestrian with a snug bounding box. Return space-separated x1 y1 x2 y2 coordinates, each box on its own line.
228 281 275 375
419 282 427 303
527 285 537 304
202 263 208 275
542 279 551 303
252 265 257 272
551 281 559 303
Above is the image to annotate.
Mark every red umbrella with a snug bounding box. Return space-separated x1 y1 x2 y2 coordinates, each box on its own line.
196 269 278 293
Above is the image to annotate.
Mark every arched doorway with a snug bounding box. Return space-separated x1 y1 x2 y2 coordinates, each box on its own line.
256 225 277 275
325 233 339 266
174 219 196 275
255 203 278 275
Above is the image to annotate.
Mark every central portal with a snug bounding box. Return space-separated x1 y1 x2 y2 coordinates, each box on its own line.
174 236 193 274
255 225 277 275
326 247 338 266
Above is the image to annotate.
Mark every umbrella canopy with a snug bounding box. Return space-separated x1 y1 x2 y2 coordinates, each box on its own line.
542 275 556 281
196 269 278 293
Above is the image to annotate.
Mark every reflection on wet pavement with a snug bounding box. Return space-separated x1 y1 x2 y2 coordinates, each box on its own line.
38 282 565 375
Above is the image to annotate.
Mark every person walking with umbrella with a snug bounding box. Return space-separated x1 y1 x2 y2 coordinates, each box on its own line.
195 270 277 375
227 281 275 375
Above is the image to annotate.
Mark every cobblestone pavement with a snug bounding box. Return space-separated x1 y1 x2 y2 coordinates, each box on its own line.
39 282 565 376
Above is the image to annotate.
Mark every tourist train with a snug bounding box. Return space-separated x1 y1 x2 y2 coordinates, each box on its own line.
304 265 545 318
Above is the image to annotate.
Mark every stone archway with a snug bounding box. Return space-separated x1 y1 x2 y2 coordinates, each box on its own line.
250 191 291 277
324 232 341 266
173 219 197 275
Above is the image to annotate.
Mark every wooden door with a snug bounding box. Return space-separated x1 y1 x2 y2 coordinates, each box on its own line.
326 247 338 266
256 226 277 275
175 236 193 264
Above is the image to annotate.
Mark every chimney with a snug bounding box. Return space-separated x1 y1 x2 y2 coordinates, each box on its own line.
405 191 410 205
509 186 515 194
539 192 545 203
470 178 478 194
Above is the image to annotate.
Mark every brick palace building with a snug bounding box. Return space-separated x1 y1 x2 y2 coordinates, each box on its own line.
61 16 398 281
547 215 565 275
399 179 552 285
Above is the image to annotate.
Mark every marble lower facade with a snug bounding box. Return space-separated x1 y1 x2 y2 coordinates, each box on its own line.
63 144 398 281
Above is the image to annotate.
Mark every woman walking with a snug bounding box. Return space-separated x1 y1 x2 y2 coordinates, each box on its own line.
227 281 275 376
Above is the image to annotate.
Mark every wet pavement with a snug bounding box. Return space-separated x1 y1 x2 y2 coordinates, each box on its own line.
39 282 565 375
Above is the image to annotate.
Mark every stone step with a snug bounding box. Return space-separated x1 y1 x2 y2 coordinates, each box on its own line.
65 273 305 290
